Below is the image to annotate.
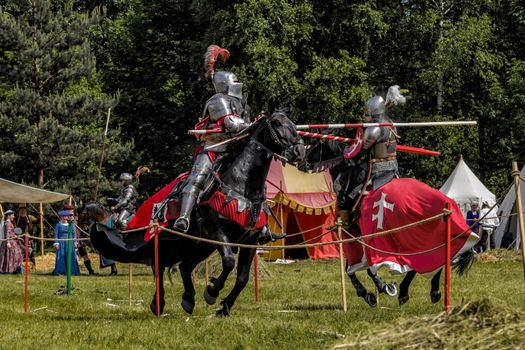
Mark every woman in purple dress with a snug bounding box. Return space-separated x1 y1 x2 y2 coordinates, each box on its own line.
0 210 24 274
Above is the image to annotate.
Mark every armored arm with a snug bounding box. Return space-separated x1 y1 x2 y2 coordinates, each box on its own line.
207 94 251 134
114 187 135 211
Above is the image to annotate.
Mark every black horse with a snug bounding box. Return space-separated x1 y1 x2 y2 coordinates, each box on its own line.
302 138 474 307
82 110 306 316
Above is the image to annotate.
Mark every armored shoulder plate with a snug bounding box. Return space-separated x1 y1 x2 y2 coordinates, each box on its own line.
205 94 235 122
363 126 382 150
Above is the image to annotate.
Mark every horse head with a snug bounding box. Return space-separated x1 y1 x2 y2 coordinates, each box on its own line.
254 109 306 163
79 202 113 226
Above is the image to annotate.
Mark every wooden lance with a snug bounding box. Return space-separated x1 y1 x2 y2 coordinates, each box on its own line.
295 121 477 130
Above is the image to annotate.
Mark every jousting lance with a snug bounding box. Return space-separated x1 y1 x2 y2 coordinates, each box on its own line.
295 121 477 130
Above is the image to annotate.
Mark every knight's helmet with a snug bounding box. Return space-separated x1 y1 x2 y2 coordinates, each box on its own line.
119 172 133 186
204 45 243 100
364 85 407 122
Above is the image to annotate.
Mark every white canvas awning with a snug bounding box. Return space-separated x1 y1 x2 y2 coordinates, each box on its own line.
0 178 70 203
439 157 496 215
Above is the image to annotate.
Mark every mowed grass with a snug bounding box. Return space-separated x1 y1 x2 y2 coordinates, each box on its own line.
0 251 524 350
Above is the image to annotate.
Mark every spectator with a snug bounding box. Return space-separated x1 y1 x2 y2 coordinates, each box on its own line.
477 202 500 252
63 204 97 275
0 210 24 274
466 202 480 232
16 204 37 265
53 210 80 276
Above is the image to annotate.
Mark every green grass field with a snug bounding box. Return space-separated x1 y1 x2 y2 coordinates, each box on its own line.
0 250 524 350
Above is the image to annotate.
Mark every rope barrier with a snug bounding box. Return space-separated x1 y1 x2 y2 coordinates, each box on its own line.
156 210 449 250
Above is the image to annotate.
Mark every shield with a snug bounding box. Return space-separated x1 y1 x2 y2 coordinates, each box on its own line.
343 128 364 159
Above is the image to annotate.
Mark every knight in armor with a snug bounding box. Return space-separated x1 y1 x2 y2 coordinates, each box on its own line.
109 172 137 230
173 45 285 243
341 85 406 224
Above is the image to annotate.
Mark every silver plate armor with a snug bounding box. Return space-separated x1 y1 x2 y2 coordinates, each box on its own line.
201 93 250 152
363 95 399 189
113 184 136 228
212 71 243 100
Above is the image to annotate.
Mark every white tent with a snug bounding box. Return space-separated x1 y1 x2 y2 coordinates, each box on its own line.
439 157 496 215
493 165 525 250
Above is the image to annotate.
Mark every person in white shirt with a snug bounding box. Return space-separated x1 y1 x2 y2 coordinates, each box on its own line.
477 201 500 252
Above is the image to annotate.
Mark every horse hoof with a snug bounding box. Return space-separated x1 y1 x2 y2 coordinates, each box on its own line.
150 299 165 316
365 292 377 308
398 295 409 306
430 290 441 304
216 308 230 317
181 299 195 314
384 284 398 297
204 286 217 305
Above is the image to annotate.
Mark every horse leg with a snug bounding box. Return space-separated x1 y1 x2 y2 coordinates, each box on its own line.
430 269 442 304
366 268 397 297
150 265 166 316
216 247 256 317
204 231 236 305
346 261 377 307
179 258 200 315
398 270 416 306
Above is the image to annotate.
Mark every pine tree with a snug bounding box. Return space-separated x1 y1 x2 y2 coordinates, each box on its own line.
0 0 133 200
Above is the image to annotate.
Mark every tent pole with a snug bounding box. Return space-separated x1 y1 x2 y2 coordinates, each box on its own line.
39 203 44 256
511 161 525 280
128 263 133 307
280 203 284 260
0 203 4 216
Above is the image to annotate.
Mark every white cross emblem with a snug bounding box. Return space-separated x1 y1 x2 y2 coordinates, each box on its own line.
372 192 394 229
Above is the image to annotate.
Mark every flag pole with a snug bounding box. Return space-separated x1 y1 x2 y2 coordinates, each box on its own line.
94 108 111 201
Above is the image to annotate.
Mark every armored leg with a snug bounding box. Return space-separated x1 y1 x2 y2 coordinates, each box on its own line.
257 225 286 245
174 153 213 233
117 210 130 229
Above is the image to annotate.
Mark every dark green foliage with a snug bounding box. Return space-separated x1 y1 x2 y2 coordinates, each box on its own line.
0 0 133 200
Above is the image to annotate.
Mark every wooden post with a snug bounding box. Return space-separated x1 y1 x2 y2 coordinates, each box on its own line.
154 222 160 318
0 203 4 216
24 231 29 314
128 263 133 307
444 202 452 312
511 161 525 280
254 253 259 303
39 203 44 256
337 218 348 312
94 108 111 201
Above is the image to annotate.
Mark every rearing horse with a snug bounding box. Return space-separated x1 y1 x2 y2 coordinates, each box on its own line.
83 110 306 316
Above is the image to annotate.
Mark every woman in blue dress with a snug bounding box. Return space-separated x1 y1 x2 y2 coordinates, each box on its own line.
53 211 80 275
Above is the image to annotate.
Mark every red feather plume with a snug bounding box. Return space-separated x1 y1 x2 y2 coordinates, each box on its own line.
204 45 230 78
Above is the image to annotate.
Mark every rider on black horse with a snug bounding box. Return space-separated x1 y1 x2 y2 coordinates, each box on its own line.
173 45 285 244
335 86 406 227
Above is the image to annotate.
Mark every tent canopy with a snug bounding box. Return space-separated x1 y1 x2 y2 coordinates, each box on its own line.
266 160 336 214
439 157 495 214
265 160 338 260
0 177 70 204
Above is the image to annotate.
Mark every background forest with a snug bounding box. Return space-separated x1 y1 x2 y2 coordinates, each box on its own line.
1 0 524 202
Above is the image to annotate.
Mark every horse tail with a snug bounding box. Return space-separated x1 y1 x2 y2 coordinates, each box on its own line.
452 249 475 276
134 165 150 181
